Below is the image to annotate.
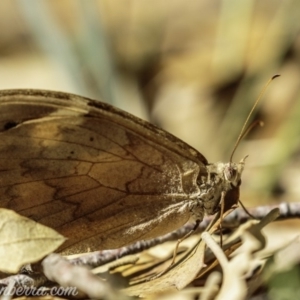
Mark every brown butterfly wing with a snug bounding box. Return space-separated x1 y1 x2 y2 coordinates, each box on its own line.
0 89 208 254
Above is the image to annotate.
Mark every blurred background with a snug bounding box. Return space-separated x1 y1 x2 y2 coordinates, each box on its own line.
0 0 300 209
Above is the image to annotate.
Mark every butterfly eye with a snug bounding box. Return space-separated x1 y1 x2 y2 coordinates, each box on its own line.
224 166 237 182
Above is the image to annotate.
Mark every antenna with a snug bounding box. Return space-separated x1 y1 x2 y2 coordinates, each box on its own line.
229 75 280 163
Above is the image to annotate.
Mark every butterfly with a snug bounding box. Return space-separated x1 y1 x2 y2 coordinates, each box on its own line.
0 89 245 254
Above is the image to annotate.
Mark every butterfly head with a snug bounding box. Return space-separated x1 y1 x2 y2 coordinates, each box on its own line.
224 155 248 187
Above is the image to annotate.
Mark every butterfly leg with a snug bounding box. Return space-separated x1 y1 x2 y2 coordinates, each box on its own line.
149 220 200 280
170 219 200 266
219 191 226 247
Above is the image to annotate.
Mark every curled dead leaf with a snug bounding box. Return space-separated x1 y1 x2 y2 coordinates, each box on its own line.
0 208 65 273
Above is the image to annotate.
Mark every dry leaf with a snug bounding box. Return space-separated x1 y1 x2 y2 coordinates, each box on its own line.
122 208 279 297
204 208 280 300
123 212 229 297
0 208 65 273
123 237 206 297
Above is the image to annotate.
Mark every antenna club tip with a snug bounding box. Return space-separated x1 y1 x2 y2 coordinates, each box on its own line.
272 74 280 80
